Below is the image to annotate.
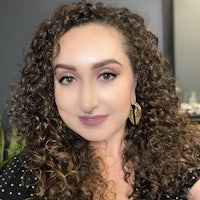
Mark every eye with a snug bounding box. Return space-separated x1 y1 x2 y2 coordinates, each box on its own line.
59 76 75 85
99 72 117 81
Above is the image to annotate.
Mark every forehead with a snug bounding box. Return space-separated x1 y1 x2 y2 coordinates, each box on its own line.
53 23 127 63
60 23 125 50
63 22 123 37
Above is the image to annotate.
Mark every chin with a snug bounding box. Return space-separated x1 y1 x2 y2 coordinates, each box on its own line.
78 133 110 143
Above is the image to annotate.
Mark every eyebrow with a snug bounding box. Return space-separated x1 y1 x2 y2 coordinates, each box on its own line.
53 59 123 72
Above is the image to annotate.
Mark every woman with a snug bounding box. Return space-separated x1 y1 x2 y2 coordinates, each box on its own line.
1 1 200 199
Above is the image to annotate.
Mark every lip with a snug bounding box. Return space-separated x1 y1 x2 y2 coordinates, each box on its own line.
78 114 109 126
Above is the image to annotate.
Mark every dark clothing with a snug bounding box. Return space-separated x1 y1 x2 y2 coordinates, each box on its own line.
1 155 200 200
0 155 35 200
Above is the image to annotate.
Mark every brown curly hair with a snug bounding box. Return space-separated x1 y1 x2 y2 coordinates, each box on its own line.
8 1 200 199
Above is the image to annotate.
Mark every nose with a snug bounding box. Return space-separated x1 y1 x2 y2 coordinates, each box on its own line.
80 81 98 114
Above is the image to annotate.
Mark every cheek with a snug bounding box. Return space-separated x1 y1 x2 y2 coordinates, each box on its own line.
54 85 71 112
54 80 78 109
102 83 132 110
54 84 63 109
54 91 73 125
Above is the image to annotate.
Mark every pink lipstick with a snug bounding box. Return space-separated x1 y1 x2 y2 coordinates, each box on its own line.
78 114 109 126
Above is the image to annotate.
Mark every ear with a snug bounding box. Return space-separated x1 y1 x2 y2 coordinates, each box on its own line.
131 87 136 104
131 74 137 104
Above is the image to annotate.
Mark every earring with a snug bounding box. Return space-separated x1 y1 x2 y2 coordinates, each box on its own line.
129 102 142 125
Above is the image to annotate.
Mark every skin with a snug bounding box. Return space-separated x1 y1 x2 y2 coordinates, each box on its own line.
189 179 200 199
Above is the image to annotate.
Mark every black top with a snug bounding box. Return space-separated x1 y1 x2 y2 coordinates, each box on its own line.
1 155 200 200
0 155 36 200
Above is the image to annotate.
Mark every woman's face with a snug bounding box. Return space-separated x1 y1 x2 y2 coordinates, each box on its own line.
53 23 136 142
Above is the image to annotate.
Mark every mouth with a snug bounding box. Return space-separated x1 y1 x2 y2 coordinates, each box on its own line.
78 114 109 126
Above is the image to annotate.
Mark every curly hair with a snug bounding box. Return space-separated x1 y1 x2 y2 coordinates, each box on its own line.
8 1 200 199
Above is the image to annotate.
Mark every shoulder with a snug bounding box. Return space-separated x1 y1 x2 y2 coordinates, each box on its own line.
187 167 200 200
189 179 200 200
161 167 200 200
0 154 36 200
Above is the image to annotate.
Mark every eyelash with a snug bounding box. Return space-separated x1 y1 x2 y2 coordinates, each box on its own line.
58 72 118 85
99 72 118 80
59 76 75 85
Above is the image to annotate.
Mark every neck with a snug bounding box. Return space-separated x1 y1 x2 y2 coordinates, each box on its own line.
91 131 134 199
91 131 125 161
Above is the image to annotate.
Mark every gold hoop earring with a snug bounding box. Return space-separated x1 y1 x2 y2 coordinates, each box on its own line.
129 102 142 125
